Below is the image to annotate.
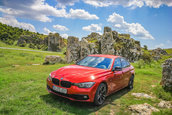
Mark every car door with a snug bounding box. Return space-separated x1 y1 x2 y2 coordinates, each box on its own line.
111 58 123 92
121 58 131 87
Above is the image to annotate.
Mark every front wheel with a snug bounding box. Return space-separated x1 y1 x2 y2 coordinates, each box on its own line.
127 75 134 89
94 83 107 106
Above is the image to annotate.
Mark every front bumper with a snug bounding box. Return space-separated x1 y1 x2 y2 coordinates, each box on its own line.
47 78 98 102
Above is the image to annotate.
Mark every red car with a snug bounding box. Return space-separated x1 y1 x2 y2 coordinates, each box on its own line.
47 54 135 105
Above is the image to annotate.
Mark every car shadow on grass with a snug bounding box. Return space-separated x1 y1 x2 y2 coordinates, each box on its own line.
40 87 130 115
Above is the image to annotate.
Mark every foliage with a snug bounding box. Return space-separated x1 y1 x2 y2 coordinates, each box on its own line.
143 45 148 50
141 50 152 63
0 22 48 50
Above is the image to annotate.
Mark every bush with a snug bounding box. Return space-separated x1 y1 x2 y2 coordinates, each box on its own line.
141 51 152 63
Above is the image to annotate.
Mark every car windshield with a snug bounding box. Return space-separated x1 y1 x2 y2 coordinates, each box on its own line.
76 56 113 69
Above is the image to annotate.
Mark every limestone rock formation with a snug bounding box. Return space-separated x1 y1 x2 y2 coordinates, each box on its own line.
47 33 66 52
80 38 98 59
43 55 65 64
129 103 159 115
151 48 168 60
66 27 142 63
101 27 115 55
162 58 172 91
66 36 80 63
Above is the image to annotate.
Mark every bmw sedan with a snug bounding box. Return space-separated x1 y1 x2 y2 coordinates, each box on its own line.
47 54 135 105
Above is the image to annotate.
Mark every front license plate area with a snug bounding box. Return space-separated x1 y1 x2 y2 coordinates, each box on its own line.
53 85 67 94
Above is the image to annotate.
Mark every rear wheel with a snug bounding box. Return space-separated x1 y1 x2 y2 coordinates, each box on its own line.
127 75 134 89
94 83 107 106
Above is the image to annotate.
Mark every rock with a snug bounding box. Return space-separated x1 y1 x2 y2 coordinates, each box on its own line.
101 27 115 55
151 48 168 61
162 58 172 91
80 38 98 59
151 85 156 88
65 27 142 63
152 48 168 55
66 36 80 63
43 55 65 64
104 26 112 33
129 103 159 115
158 100 172 109
131 93 154 99
47 33 66 52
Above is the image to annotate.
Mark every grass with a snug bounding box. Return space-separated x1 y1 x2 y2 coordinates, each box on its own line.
0 47 172 115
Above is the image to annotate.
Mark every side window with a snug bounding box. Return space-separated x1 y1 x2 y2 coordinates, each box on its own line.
121 58 130 68
113 58 121 69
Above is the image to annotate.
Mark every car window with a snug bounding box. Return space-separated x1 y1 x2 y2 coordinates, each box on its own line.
121 58 130 68
77 56 113 69
113 58 121 69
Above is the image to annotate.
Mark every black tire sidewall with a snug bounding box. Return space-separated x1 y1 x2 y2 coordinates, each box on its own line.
94 83 107 106
128 75 134 89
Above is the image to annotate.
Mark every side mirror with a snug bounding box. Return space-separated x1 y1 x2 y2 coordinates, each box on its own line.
113 66 122 71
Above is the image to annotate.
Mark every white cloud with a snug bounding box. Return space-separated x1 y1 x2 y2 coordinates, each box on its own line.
166 40 171 44
82 24 101 32
56 0 79 8
0 0 99 22
107 12 154 40
0 15 36 32
43 27 51 35
53 24 69 31
61 33 68 39
0 0 67 22
83 0 172 8
155 43 165 48
68 9 99 20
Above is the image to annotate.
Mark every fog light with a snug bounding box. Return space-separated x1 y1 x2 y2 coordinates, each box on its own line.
84 95 88 98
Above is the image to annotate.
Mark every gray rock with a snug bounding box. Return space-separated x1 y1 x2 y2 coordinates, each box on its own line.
129 103 159 115
131 93 154 99
66 36 80 63
66 27 142 63
158 100 172 109
162 58 172 91
47 33 66 52
43 55 64 64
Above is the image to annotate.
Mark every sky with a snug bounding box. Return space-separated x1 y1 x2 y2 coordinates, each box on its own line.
0 0 172 49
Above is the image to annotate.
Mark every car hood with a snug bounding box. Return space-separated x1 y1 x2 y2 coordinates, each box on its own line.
51 65 110 83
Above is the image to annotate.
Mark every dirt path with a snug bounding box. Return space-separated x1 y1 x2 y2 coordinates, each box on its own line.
0 47 56 53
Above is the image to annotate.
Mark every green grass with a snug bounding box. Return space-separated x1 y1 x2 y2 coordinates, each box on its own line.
0 47 172 115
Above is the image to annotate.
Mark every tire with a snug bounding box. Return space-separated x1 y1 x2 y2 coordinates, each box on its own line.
127 75 134 89
94 83 107 106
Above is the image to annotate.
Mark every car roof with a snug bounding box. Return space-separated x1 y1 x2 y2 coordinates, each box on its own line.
88 54 120 59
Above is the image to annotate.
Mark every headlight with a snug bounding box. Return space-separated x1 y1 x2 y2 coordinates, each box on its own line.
48 74 52 81
74 82 95 88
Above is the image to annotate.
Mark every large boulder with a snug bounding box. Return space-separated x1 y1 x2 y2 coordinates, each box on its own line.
66 36 80 63
43 55 65 64
162 58 172 91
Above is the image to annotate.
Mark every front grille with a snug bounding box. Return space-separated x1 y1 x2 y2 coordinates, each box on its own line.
61 81 72 88
52 78 59 85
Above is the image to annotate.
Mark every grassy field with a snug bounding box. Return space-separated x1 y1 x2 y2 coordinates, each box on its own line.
0 47 172 115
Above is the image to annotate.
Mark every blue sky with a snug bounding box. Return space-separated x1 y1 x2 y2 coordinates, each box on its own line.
0 0 172 49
